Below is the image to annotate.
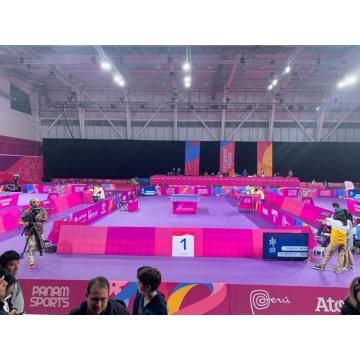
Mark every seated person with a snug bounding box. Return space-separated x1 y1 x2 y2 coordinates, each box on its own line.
176 168 182 176
259 168 265 177
128 177 139 185
69 276 129 315
133 267 168 315
252 187 265 200
210 172 215 176
92 185 101 202
241 168 248 177
203 171 209 176
288 169 294 177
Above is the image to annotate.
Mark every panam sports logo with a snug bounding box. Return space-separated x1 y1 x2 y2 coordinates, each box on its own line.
30 286 70 308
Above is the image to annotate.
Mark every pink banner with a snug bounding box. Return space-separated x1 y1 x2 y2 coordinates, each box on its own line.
19 278 348 315
229 284 347 315
317 188 336 198
0 193 19 208
347 198 360 216
279 188 300 197
220 141 235 175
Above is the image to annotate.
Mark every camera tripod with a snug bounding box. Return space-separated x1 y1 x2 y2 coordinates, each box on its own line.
20 222 45 259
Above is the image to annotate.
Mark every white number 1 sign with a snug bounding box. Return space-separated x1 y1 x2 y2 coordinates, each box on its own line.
172 234 195 257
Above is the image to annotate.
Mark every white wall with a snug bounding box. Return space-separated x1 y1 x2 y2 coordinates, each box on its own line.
0 77 39 141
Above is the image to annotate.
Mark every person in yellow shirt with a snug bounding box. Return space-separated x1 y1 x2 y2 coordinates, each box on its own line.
313 211 349 274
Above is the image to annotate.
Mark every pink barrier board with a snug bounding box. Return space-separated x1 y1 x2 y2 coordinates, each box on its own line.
265 190 330 227
19 278 348 315
302 197 314 205
57 224 314 257
0 206 21 234
347 198 360 216
0 193 19 208
317 188 336 198
279 187 300 197
48 195 120 244
151 175 300 187
172 200 197 214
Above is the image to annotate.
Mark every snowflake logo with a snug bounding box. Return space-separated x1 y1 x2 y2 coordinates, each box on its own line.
269 236 277 247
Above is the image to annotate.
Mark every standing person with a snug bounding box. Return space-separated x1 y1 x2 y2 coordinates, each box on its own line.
341 277 360 315
316 202 344 236
69 276 129 315
343 211 355 271
133 267 168 315
19 198 48 269
313 211 350 274
0 251 24 314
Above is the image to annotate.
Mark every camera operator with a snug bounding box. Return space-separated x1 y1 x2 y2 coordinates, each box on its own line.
19 198 48 269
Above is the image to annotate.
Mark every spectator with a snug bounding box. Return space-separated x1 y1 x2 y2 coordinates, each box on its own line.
1 271 16 314
259 168 265 177
69 276 129 315
171 168 176 175
287 169 293 177
210 172 215 176
343 211 355 271
313 211 350 274
0 272 8 315
241 168 248 177
203 171 208 176
0 250 24 314
176 168 182 176
341 277 360 315
133 267 168 315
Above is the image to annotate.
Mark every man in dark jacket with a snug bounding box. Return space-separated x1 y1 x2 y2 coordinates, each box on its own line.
133 267 168 315
70 276 129 315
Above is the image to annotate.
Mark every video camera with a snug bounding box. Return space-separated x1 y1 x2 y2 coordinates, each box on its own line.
27 206 42 224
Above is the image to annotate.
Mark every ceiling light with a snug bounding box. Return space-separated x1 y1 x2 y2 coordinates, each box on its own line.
100 61 112 71
272 79 278 86
345 75 357 85
285 66 291 74
337 81 345 88
182 62 191 71
113 75 125 87
315 106 320 111
268 84 273 91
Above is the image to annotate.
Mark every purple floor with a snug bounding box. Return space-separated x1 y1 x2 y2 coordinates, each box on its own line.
94 196 273 229
0 195 357 288
12 253 359 288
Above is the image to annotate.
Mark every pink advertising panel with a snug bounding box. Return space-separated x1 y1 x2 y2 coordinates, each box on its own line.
0 193 19 208
347 198 360 216
19 278 348 315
